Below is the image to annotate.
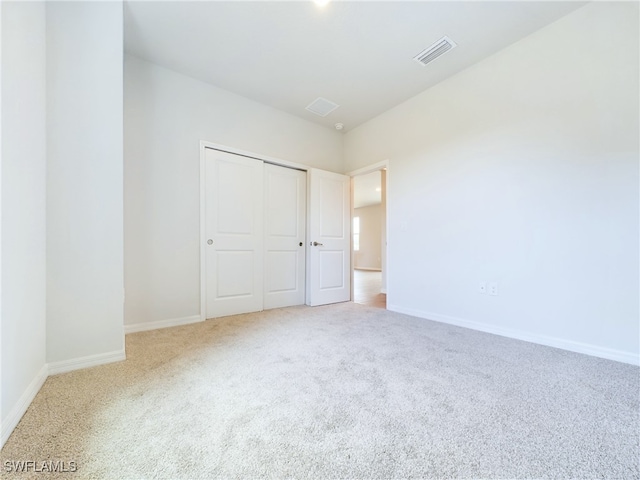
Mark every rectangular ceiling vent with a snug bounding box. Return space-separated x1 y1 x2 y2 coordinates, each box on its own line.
305 97 340 117
413 36 457 67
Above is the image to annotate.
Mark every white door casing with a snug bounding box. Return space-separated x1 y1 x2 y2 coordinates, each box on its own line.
307 168 351 306
348 160 390 299
205 149 264 318
264 164 306 309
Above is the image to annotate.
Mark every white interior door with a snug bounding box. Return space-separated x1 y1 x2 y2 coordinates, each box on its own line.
205 149 263 318
264 164 306 309
307 168 351 306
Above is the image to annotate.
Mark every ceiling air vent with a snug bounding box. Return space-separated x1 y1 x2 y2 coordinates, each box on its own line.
413 36 457 66
305 97 340 117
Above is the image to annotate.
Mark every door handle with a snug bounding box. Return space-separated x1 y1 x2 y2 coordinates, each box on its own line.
312 241 323 246
299 242 303 246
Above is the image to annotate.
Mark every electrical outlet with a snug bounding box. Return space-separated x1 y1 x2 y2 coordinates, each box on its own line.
489 282 498 296
478 282 487 294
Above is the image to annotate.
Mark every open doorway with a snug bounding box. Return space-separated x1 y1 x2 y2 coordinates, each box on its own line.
351 164 387 309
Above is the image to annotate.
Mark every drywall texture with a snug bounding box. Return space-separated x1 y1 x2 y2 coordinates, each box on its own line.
124 55 343 326
1 0 47 435
46 2 125 363
344 3 639 360
354 205 382 270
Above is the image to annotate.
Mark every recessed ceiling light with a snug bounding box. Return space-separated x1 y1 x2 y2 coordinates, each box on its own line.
314 0 330 8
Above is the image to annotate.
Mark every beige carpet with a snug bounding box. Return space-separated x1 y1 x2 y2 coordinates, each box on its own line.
2 303 639 479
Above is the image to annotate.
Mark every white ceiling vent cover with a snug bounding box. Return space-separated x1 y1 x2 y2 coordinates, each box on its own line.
305 97 340 117
413 36 457 66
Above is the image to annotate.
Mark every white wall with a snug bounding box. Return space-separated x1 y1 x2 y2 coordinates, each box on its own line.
354 204 382 270
344 3 639 363
380 169 387 292
124 55 343 327
1 1 47 444
46 2 125 365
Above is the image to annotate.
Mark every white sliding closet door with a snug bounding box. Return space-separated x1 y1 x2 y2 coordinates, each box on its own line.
204 148 311 318
205 149 263 318
264 164 306 309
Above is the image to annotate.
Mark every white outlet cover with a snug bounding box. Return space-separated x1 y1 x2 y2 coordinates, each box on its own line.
489 282 498 296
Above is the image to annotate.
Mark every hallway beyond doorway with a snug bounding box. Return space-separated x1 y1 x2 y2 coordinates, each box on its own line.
353 269 386 309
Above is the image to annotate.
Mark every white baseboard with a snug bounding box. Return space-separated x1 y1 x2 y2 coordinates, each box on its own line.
388 304 640 366
124 314 203 334
381 288 387 294
2 349 127 447
1 364 48 448
48 349 126 376
354 267 382 272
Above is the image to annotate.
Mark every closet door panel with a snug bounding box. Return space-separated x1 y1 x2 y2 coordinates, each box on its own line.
264 164 306 309
205 149 263 318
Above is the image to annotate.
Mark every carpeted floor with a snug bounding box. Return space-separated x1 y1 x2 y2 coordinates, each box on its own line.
2 303 639 479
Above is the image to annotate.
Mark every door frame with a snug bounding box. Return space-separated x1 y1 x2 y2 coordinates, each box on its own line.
199 141 310 321
348 160 390 302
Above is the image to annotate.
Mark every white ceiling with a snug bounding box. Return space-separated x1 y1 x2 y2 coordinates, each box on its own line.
124 1 585 133
353 170 381 209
